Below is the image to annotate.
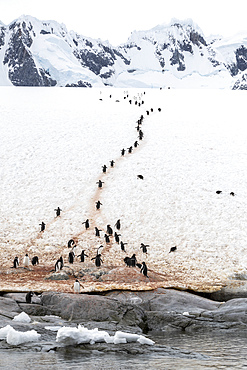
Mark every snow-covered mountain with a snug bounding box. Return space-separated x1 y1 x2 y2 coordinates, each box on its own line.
1 15 247 88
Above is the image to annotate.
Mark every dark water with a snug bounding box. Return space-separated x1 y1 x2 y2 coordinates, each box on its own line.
0 332 247 369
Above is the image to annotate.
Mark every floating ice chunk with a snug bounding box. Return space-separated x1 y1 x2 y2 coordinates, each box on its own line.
56 326 155 346
114 331 141 342
56 325 111 345
7 327 40 346
45 326 63 331
0 325 40 345
137 335 155 345
13 312 31 323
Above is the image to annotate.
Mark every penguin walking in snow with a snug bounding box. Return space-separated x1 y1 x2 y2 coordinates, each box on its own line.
54 207 62 217
121 148 126 156
77 250 88 263
95 227 102 237
115 219 121 230
74 279 80 294
82 219 90 229
96 200 103 210
26 291 34 303
139 130 144 140
102 165 107 173
140 243 149 254
134 141 139 148
114 232 121 244
13 256 19 268
96 180 104 188
104 234 110 243
39 222 46 232
120 241 127 252
127 146 133 153
31 256 39 265
68 239 75 248
68 250 75 264
107 225 113 236
91 253 103 267
140 262 149 277
23 254 30 268
110 160 115 167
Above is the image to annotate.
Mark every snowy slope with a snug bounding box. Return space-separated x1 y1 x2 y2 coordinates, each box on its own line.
1 87 247 290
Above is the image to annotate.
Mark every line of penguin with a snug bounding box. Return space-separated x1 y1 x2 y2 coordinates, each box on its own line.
11 90 163 294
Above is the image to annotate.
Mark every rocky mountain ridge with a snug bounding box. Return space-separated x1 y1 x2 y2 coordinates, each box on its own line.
0 15 247 88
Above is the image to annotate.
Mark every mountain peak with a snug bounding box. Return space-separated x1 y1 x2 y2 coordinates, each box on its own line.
0 15 246 88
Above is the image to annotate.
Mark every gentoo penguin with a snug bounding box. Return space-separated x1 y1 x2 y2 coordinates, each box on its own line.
13 256 19 268
169 246 177 253
55 256 63 271
39 222 46 232
54 207 62 217
25 291 34 303
23 253 29 268
140 261 149 277
74 279 80 293
31 256 39 265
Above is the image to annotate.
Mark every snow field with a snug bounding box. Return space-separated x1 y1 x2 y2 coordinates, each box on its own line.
1 87 247 287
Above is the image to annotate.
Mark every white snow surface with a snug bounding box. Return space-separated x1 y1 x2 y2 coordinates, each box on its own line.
56 325 154 346
1 87 247 285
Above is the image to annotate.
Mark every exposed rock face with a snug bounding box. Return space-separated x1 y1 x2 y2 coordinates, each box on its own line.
3 20 56 86
1 16 247 87
1 288 246 333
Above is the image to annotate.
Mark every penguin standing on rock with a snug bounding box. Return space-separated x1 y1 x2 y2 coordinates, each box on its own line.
26 291 34 303
55 256 64 271
74 279 80 294
140 262 149 277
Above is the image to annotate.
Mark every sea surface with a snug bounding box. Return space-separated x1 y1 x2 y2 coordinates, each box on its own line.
0 332 247 369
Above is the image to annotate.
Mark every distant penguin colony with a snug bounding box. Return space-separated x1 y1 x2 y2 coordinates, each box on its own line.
10 90 166 285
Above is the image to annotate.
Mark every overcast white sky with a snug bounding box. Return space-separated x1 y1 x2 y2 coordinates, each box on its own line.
0 0 247 45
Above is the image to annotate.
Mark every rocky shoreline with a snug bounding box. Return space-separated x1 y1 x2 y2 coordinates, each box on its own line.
1 287 247 356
